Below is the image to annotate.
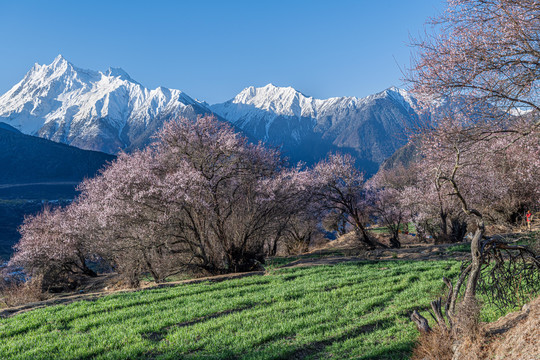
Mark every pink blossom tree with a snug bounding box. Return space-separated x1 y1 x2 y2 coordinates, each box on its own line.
312 154 384 248
368 166 421 248
392 148 468 244
10 206 97 288
72 115 317 283
11 115 324 287
411 0 540 129
408 0 540 334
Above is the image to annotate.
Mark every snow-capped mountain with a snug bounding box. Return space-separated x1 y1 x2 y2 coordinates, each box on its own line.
0 56 424 174
0 55 213 153
211 84 421 173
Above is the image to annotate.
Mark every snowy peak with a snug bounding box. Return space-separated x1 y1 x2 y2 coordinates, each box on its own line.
52 54 68 66
211 84 421 172
26 54 98 84
233 83 305 103
213 84 417 124
8 55 101 111
229 83 316 118
0 55 212 153
104 67 137 83
42 54 72 73
372 86 419 112
213 84 320 126
0 54 422 174
49 54 74 72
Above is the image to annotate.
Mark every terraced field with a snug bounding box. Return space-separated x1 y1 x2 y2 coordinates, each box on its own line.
0 260 508 360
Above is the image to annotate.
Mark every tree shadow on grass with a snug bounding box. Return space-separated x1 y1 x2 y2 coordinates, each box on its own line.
100 317 414 360
273 319 395 359
357 341 415 360
141 302 267 342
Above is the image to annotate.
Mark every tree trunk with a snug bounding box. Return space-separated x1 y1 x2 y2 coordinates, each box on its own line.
270 227 283 257
411 310 431 333
357 227 377 249
389 234 401 248
464 221 484 300
81 265 98 278
77 253 97 277
440 211 448 236
389 223 401 248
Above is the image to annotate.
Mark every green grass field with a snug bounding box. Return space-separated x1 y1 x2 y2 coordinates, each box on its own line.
445 243 471 253
0 260 515 360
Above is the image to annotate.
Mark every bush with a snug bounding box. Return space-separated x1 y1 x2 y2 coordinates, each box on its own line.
0 275 48 308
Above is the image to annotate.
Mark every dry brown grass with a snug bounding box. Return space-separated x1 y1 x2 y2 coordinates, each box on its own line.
0 275 48 308
412 296 540 360
411 327 454 360
486 296 540 360
412 297 482 360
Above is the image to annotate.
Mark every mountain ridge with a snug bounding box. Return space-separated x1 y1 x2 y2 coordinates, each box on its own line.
211 84 421 173
1 55 425 175
0 55 214 154
0 123 115 184
0 125 114 259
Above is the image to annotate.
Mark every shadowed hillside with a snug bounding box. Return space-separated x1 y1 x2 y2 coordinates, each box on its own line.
0 124 115 184
0 124 114 259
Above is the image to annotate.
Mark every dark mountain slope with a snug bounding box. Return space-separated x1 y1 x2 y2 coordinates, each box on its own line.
0 126 114 259
0 124 114 184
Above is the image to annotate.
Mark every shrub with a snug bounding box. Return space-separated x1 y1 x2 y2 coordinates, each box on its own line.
0 275 48 308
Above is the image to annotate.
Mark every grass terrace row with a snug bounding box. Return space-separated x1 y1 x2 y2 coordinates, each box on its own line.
0 260 516 360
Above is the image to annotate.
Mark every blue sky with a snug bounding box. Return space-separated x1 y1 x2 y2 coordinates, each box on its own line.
0 0 445 104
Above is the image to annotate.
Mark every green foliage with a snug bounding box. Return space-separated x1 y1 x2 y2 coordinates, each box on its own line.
263 256 301 270
445 243 471 253
0 260 509 359
263 251 346 271
370 223 415 235
515 231 539 248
